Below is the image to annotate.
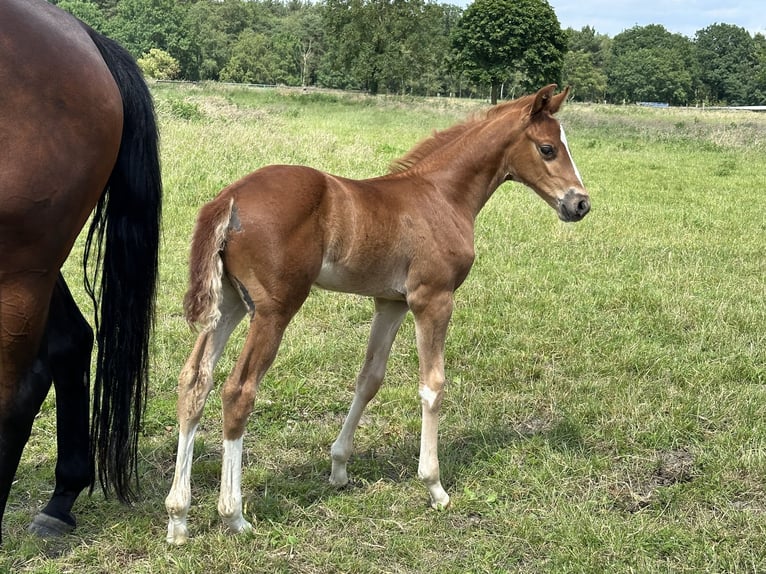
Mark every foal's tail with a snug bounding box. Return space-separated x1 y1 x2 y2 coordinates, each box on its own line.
82 26 162 503
183 196 235 331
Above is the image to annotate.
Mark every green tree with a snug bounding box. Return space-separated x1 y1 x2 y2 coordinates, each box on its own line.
137 48 180 80
374 0 452 95
451 0 566 104
56 0 109 32
409 2 459 96
220 30 283 84
562 27 609 101
180 0 231 80
318 0 454 95
566 25 609 67
106 0 193 77
695 23 758 105
608 25 696 105
107 0 182 53
754 33 766 104
317 0 363 89
434 5 467 96
563 50 607 102
274 3 325 87
179 0 285 82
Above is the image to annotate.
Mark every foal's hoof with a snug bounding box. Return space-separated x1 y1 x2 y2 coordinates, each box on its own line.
28 513 75 538
328 473 349 488
328 463 349 487
428 487 451 510
166 519 190 545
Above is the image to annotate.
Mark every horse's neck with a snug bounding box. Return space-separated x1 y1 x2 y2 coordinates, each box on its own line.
427 119 521 219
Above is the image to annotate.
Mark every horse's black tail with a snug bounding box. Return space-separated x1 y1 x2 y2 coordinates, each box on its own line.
82 26 162 503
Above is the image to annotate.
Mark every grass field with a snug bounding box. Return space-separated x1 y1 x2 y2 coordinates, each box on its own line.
2 83 766 573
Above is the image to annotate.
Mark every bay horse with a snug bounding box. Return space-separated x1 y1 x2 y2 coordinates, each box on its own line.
165 84 589 544
0 0 161 542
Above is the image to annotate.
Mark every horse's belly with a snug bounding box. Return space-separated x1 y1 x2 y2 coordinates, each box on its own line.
314 259 407 300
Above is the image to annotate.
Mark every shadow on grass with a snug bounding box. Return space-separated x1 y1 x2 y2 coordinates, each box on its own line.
7 409 588 548
216 411 587 523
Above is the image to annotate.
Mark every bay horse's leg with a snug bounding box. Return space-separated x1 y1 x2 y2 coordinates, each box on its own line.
166 278 246 545
329 298 408 487
0 276 56 544
409 289 454 509
217 306 296 534
0 356 52 543
28 275 93 537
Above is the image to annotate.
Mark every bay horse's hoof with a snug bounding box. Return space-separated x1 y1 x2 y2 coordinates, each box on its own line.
28 513 75 537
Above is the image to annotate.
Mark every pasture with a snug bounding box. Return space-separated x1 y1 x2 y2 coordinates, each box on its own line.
3 83 766 572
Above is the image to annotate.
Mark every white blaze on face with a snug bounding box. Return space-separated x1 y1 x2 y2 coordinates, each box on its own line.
560 125 584 186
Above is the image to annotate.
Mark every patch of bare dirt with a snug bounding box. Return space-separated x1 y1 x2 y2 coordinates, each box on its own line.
610 448 696 512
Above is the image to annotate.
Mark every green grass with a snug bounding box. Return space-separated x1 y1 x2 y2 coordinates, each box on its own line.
3 83 766 573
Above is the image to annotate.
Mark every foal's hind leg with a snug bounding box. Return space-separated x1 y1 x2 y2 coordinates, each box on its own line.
217 305 297 534
330 298 408 487
29 275 94 537
166 278 246 545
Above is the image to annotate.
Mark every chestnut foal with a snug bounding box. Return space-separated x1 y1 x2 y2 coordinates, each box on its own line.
165 85 590 544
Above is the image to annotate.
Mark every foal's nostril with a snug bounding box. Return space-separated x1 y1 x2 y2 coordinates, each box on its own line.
559 190 591 222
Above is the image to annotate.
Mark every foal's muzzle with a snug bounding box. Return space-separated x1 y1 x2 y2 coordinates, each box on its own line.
558 189 591 222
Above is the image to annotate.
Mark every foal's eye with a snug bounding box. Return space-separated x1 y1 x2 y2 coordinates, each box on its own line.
539 144 555 159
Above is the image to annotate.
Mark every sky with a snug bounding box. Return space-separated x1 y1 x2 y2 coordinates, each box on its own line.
547 0 764 38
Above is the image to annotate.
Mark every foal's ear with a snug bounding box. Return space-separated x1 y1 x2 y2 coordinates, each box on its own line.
548 86 570 114
531 84 569 116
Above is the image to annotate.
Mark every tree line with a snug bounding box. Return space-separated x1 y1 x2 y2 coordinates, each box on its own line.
56 0 766 105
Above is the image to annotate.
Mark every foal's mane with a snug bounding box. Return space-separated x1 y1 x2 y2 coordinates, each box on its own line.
388 94 535 174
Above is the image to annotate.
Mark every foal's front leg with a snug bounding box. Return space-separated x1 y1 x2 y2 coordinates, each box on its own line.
410 290 453 509
330 298 408 486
